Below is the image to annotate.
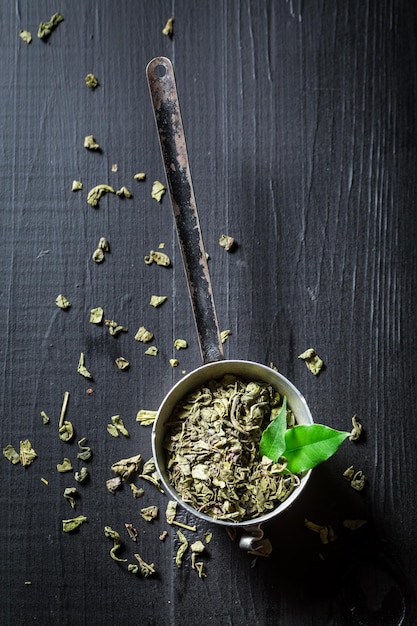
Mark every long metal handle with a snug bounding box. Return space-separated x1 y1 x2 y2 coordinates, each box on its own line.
146 57 224 364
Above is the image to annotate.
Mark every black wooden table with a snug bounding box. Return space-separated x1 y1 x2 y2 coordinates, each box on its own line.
1 2 415 624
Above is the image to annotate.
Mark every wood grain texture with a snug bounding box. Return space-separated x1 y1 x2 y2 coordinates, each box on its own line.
0 1 416 624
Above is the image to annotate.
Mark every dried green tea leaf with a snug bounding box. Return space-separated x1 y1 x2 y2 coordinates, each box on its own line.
139 472 164 493
110 415 129 437
77 352 92 379
40 411 50 424
159 530 168 541
84 135 100 150
204 531 213 544
136 410 157 425
3 444 20 465
115 357 129 370
104 526 127 562
56 458 73 472
190 540 205 554
74 467 88 483
134 326 153 343
106 476 122 493
247 538 273 558
59 421 74 443
92 248 104 263
72 180 83 191
220 329 232 343
130 483 144 499
125 523 138 541
144 346 158 356
343 465 355 481
141 458 155 476
116 186 132 198
107 423 119 437
19 30 32 44
77 437 92 461
175 530 189 568
259 397 287 462
219 234 235 251
144 250 171 266
343 519 367 531
63 487 78 509
174 339 187 350
166 500 178 525
140 506 159 522
351 470 366 491
55 294 71 310
162 17 174 38
151 180 166 202
349 415 363 441
37 13 64 40
298 348 324 376
194 562 207 578
283 424 349 473
150 295 167 308
85 73 99 89
105 319 128 336
133 553 156 577
128 564 139 574
62 515 87 533
111 454 142 480
169 359 179 368
87 184 115 207
41 477 49 485
19 440 37 466
134 172 146 181
89 307 104 324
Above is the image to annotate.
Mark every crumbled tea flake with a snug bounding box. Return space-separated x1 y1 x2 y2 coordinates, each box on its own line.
343 465 355 481
351 470 366 491
85 73 99 89
220 329 232 343
111 163 118 172
105 319 128 336
128 564 139 574
86 388 94 395
37 13 64 40
141 458 156 476
3 444 20 465
150 295 167 308
144 346 158 356
111 415 129 437
134 326 153 343
104 526 127 562
170 359 179 368
136 410 157 426
107 423 119 437
174 339 187 350
204 531 213 544
298 348 324 376
162 17 174 38
59 421 74 442
77 437 92 461
195 562 207 578
92 248 105 263
219 234 235 251
84 135 100 150
133 553 156 577
125 523 138 541
89 307 104 324
87 184 115 207
349 415 363 441
190 541 205 555
139 472 164 493
55 294 71 309
74 467 88 483
40 410 50 424
140 506 159 522
41 477 49 485
111 454 142 481
159 530 168 541
72 180 83 191
151 180 166 202
106 476 122 493
343 519 367 531
57 458 73 473
130 483 144 499
158 242 165 249
62 515 87 533
304 519 337 545
175 530 189 568
116 186 132 198
133 172 146 181
19 440 37 466
144 250 171 266
115 357 129 370
63 487 78 509
166 500 178 525
19 30 32 44
77 353 92 379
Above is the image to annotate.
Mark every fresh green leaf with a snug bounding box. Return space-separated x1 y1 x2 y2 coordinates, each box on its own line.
259 397 287 461
283 424 349 473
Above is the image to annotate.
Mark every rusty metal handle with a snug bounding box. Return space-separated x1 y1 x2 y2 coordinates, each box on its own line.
146 57 224 364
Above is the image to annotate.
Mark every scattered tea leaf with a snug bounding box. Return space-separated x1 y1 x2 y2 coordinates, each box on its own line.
136 410 157 426
219 234 235 251
3 444 20 465
56 458 73 472
194 562 207 578
343 519 367 531
40 410 50 425
37 13 64 40
104 526 127 562
166 500 178 525
133 553 156 577
19 440 37 466
204 531 213 544
134 326 153 343
74 467 88 483
144 346 158 356
92 247 105 263
55 294 71 310
72 180 83 191
107 423 119 437
150 295 167 308
130 483 144 499
85 73 99 89
19 30 32 44
174 339 187 350
41 477 49 485
144 250 170 266
77 352 92 379
106 476 122 493
134 172 146 181
175 530 188 567
63 487 78 509
349 415 363 441
87 184 115 207
111 454 142 481
169 359 179 367
77 437 92 461
116 186 132 198
259 396 287 462
115 357 129 370
110 415 129 437
283 424 349 473
84 135 100 150
220 329 232 343
298 348 324 376
162 17 174 38
128 564 139 574
105 319 127 336
59 421 74 443
89 307 104 324
159 530 168 541
125 523 138 541
140 506 159 522
111 163 118 172
139 472 164 493
62 515 87 533
351 469 366 491
151 180 166 202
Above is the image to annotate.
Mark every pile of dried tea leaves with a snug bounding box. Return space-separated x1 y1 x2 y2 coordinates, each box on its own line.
164 375 301 522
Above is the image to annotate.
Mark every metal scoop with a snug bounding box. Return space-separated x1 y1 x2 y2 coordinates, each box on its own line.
146 57 313 548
